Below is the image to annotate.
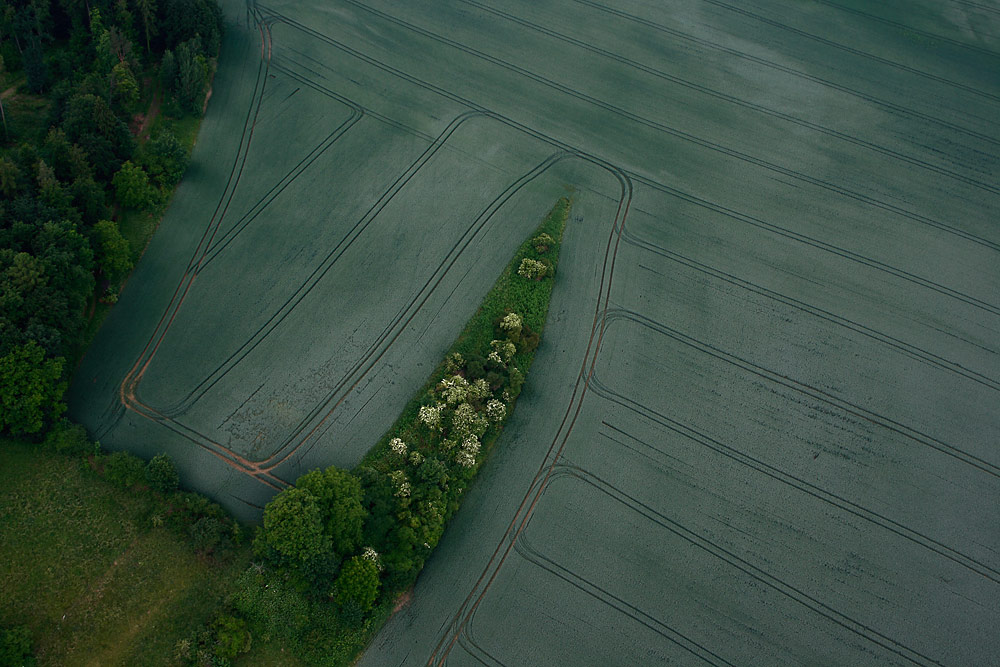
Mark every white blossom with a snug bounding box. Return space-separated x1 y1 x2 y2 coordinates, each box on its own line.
518 258 548 279
500 312 522 332
409 451 424 466
487 350 503 365
461 434 480 457
438 374 470 405
389 437 407 456
456 450 476 468
451 402 476 434
468 378 490 400
362 546 383 571
390 470 411 498
419 404 443 430
444 352 464 374
486 399 507 422
491 339 516 363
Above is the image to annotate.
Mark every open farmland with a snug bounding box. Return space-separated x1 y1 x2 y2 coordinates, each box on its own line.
69 0 1000 663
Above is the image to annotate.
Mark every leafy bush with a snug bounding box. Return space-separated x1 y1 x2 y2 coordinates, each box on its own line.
257 487 329 567
102 450 146 489
188 516 229 555
112 161 158 211
92 220 133 284
212 614 251 660
0 625 33 667
145 453 180 492
229 568 310 644
0 342 67 436
42 421 93 456
517 258 548 280
334 556 380 615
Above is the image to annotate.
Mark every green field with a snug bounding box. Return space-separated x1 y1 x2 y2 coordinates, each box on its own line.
69 0 999 663
0 441 248 665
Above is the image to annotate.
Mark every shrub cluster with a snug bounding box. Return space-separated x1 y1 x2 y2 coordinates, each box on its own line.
194 198 573 662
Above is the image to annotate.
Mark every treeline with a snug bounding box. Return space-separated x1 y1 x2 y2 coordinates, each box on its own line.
208 198 573 663
0 0 222 439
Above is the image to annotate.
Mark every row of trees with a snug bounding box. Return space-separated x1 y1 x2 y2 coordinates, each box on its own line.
245 203 570 638
0 0 222 439
251 306 535 625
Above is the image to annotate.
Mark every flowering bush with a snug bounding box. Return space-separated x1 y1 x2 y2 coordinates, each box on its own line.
456 450 476 468
456 434 481 468
362 546 383 571
438 375 470 405
468 378 490 401
408 451 424 467
450 402 487 438
451 403 476 435
490 339 517 364
418 404 443 430
500 312 522 334
486 399 507 423
518 258 548 280
444 352 464 374
389 470 410 498
389 438 407 456
461 434 480 457
532 233 555 253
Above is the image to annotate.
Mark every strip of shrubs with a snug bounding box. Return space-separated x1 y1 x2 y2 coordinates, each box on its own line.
233 198 572 661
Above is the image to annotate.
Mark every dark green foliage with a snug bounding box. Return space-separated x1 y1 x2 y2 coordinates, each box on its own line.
70 177 110 225
258 486 330 567
174 38 209 114
160 50 177 90
112 160 157 210
92 219 132 283
161 0 223 55
334 556 380 614
296 466 366 556
23 40 46 93
102 450 146 488
41 420 92 455
0 341 66 435
188 516 229 555
139 130 188 187
0 625 33 667
145 452 180 492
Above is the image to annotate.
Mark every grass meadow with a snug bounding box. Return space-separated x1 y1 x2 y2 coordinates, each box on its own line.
0 441 249 665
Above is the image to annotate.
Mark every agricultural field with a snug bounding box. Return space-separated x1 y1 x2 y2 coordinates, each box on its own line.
69 0 999 664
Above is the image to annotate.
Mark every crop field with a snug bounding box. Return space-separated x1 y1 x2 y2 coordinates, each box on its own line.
69 0 999 663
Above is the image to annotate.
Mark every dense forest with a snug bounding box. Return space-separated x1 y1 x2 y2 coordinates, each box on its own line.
0 0 223 438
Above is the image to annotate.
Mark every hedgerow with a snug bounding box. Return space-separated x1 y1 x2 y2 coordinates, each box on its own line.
247 197 572 654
